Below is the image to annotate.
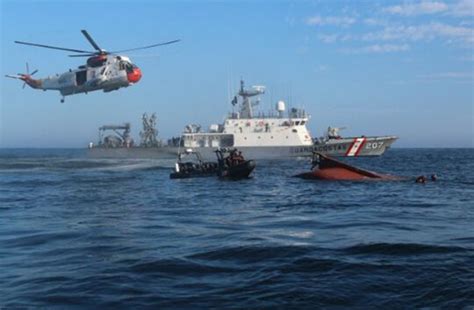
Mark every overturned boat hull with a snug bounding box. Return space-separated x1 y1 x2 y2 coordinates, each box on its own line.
295 153 400 181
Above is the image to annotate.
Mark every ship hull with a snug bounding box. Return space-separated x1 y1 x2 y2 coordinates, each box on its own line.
87 136 397 160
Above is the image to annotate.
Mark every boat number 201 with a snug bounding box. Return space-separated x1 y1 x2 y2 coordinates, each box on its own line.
366 141 384 149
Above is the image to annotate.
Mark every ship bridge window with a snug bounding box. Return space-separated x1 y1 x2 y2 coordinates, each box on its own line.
301 121 306 125
295 121 300 125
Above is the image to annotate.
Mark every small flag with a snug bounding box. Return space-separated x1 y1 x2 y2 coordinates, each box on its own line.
231 96 238 106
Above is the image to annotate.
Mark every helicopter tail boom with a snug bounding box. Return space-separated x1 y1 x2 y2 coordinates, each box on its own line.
4 63 42 89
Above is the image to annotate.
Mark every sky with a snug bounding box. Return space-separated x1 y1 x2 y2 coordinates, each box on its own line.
1 0 473 148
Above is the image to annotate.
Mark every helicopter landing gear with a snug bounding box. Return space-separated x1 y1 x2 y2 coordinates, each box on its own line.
60 96 65 103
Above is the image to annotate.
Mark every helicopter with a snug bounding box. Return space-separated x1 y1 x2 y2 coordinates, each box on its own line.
5 30 179 103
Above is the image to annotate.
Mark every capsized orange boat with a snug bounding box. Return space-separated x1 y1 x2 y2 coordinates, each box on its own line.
294 152 402 181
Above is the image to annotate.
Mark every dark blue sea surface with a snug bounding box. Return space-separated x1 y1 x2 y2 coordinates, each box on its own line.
1 148 473 308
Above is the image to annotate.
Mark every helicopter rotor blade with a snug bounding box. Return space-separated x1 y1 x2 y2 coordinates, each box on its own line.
22 82 26 89
26 62 29 74
80 30 103 52
30 69 38 76
15 41 93 54
110 39 180 54
68 53 97 57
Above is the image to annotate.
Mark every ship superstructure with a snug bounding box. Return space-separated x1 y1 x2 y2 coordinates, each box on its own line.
91 113 161 149
181 80 313 150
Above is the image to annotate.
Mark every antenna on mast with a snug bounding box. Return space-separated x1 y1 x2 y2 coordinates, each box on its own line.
227 72 231 112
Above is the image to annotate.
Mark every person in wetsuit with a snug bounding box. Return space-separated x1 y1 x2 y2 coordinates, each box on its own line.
415 175 427 183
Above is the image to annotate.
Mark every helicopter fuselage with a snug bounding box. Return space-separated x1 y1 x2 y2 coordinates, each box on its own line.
28 54 142 97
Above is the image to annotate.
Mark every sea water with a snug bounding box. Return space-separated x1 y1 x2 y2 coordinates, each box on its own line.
1 148 473 308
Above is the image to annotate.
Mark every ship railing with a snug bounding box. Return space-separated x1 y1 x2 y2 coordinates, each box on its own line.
227 111 309 120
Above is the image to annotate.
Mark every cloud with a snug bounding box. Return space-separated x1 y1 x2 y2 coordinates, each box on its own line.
382 0 474 17
461 54 474 61
307 1 474 54
450 0 474 16
417 71 474 83
363 18 389 27
306 15 356 27
317 22 473 46
318 34 339 43
343 44 410 54
317 33 353 43
419 71 474 79
382 1 448 16
361 23 473 45
314 64 329 72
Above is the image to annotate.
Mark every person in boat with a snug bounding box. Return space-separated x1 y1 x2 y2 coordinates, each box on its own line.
231 150 238 166
233 151 244 164
311 153 321 170
203 162 215 172
225 152 233 167
327 126 341 139
226 149 237 166
179 163 188 174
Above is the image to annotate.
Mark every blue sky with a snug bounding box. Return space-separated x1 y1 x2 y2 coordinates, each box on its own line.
1 0 473 148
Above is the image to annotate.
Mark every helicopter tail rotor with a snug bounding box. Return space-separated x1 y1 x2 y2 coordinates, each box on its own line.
22 62 39 88
27 62 39 76
5 62 39 89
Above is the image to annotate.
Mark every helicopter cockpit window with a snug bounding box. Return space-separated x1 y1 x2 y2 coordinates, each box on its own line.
125 63 134 73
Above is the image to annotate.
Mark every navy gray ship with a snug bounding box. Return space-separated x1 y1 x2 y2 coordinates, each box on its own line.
87 80 398 159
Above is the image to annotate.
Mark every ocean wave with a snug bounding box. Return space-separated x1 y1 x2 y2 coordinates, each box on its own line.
189 245 311 262
343 243 470 255
129 258 238 275
2 231 81 248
